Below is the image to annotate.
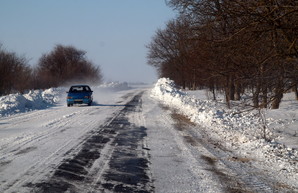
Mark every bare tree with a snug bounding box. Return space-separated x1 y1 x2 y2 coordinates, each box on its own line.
161 0 298 109
35 45 103 88
147 16 209 89
0 45 32 95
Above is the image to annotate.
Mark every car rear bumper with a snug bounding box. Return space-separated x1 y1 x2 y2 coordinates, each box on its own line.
67 99 92 105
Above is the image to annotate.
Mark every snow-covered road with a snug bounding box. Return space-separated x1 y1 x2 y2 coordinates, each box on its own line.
0 83 297 192
0 88 149 192
143 93 285 193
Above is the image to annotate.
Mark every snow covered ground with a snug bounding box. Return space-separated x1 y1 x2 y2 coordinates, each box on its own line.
0 82 146 192
0 82 132 118
0 79 297 192
0 88 62 117
151 78 298 191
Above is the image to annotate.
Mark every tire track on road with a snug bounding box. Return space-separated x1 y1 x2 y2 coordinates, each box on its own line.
32 91 153 193
0 108 106 193
170 110 290 192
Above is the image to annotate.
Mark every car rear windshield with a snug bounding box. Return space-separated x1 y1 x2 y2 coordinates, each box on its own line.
70 86 91 92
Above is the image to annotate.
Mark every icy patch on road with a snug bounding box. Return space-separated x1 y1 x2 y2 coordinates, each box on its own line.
151 78 298 188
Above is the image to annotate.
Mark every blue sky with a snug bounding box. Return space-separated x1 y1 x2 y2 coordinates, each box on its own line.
0 0 175 83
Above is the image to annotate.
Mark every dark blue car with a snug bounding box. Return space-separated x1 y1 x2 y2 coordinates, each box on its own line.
66 85 93 107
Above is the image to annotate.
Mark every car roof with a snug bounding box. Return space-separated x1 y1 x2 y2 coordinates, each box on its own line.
70 85 90 87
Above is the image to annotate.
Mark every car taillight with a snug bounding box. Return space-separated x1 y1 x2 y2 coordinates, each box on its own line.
84 96 90 99
67 96 72 99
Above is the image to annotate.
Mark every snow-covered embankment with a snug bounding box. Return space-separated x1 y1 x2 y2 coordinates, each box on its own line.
0 88 62 117
151 78 297 184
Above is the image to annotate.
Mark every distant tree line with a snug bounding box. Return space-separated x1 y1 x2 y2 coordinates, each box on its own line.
147 0 298 109
0 44 102 96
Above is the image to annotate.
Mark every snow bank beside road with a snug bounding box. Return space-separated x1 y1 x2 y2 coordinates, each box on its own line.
0 82 132 117
151 78 298 185
151 78 263 146
0 88 62 117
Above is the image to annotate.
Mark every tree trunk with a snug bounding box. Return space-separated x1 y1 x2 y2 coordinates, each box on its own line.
271 75 284 109
271 90 283 109
261 87 268 108
253 85 260 108
234 82 241 101
212 87 216 100
225 76 231 108
229 75 235 101
293 83 298 100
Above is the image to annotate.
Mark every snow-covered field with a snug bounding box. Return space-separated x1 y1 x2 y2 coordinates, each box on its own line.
0 79 297 192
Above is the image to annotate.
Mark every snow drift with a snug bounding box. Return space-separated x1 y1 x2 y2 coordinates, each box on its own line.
0 82 131 117
151 78 297 182
0 88 62 117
